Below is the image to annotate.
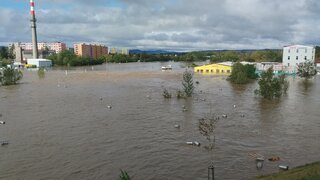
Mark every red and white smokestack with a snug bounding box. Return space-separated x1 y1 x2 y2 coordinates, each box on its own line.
30 0 38 59
30 0 35 17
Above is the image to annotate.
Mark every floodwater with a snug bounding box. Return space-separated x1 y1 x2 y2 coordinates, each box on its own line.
0 62 319 180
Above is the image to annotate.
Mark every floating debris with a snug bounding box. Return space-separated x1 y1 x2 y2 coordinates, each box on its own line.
195 81 199 84
240 114 245 118
222 114 227 118
107 105 112 109
186 141 201 146
1 141 9 146
174 124 180 129
268 156 280 161
0 121 5 124
193 141 201 146
182 108 187 112
100 97 103 101
279 165 289 170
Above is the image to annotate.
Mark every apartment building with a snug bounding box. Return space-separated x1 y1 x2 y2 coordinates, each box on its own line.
282 45 315 67
10 42 67 53
74 43 108 59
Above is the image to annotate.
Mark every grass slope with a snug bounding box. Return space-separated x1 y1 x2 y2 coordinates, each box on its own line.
257 162 320 180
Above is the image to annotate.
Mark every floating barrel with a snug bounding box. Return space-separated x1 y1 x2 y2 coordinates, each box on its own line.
256 157 265 161
279 165 289 170
256 161 263 169
193 141 200 146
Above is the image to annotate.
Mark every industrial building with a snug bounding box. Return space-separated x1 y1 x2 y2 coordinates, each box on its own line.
27 59 52 68
194 62 232 74
74 43 108 59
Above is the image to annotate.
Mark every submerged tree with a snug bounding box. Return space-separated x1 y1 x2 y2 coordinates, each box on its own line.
162 88 172 99
119 170 131 180
182 70 195 97
0 67 23 86
199 112 219 180
37 68 45 79
255 67 289 100
297 60 317 80
229 62 258 84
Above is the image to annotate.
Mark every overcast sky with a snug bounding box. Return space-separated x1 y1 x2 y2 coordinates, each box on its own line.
0 0 319 51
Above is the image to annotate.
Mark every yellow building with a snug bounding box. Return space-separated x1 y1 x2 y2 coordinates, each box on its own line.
74 43 108 59
194 62 232 74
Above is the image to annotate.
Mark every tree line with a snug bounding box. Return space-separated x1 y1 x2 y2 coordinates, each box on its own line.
47 50 105 66
1 46 320 67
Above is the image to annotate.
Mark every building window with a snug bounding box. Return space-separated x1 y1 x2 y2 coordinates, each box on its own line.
221 70 224 73
288 63 290 66
216 69 220 73
305 49 307 53
227 70 231 73
304 56 307 60
211 70 213 73
288 49 290 53
206 70 209 73
200 70 203 73
296 49 299 53
296 56 298 60
288 56 290 60
197 70 200 72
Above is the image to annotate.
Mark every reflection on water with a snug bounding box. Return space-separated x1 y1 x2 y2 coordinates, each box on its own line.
0 62 319 179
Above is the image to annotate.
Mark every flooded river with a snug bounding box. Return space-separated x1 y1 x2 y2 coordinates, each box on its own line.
0 62 319 179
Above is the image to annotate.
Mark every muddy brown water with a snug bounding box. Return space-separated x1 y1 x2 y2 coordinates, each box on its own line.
0 62 319 179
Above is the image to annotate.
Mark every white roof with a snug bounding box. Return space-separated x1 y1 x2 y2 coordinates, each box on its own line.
283 44 314 48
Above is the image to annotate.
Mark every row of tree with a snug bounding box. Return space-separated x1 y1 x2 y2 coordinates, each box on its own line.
1 46 320 67
229 60 317 99
47 50 105 66
105 49 283 64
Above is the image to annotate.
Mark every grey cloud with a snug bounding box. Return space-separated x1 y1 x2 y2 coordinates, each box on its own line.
1 0 320 50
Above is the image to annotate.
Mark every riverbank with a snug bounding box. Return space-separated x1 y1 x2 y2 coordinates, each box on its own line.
257 161 320 180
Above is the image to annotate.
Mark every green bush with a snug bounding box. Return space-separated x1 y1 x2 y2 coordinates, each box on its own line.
0 67 23 86
255 67 289 99
297 60 317 80
119 170 131 180
182 70 195 97
229 62 258 84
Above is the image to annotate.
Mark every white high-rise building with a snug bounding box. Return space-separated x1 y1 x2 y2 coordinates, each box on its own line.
282 45 315 68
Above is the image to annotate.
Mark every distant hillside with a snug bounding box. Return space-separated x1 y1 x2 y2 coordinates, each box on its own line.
129 49 180 55
129 48 282 55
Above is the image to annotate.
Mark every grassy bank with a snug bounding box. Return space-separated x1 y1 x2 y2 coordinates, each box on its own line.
257 162 320 180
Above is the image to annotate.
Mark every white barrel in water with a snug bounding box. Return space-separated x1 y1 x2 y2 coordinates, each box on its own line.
279 165 289 170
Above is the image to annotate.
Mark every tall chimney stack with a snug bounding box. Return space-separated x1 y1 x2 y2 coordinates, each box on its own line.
30 0 38 59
